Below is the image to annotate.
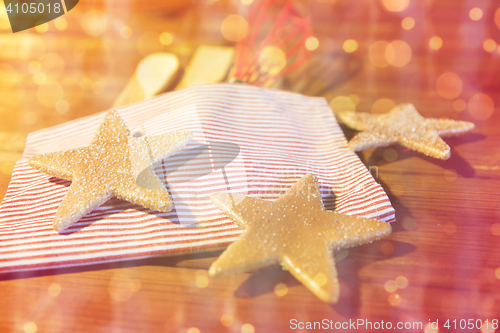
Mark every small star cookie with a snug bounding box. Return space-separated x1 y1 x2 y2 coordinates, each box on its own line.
208 173 391 303
336 103 474 160
28 110 193 232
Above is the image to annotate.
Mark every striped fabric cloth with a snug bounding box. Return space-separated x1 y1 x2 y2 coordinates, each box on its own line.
0 84 395 274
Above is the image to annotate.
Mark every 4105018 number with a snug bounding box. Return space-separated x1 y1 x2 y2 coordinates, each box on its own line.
443 319 498 330
5 2 61 14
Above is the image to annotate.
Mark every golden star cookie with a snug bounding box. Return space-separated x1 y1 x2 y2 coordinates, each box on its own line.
336 103 474 160
208 173 391 303
28 110 193 232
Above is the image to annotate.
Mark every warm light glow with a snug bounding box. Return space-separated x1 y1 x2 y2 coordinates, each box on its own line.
274 283 288 297
23 111 38 126
348 94 360 106
383 148 398 162
54 18 67 31
483 39 497 52
241 323 255 333
108 275 134 302
385 40 412 67
329 96 355 113
402 217 416 230
469 7 483 21
436 72 462 100
452 99 466 112
481 320 496 333
137 32 163 56
443 222 457 235
258 46 287 76
380 241 394 255
495 267 500 279
120 26 133 39
305 37 319 51
56 100 70 114
343 39 358 53
495 8 500 29
48 283 62 297
429 36 443 50
159 32 174 45
81 10 108 37
371 98 396 114
381 0 409 12
195 270 209 288
187 328 200 333
384 280 398 293
401 17 415 30
129 279 142 292
0 162 14 176
491 223 500 236
23 322 37 333
313 273 327 287
388 293 401 306
37 81 64 107
221 15 248 42
424 323 439 333
33 72 47 85
369 41 390 67
35 22 49 33
395 276 408 288
221 314 234 327
241 0 254 4
18 35 46 60
469 93 494 120
39 53 65 79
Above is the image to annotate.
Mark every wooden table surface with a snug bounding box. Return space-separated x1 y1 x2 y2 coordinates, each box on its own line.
1 0 500 332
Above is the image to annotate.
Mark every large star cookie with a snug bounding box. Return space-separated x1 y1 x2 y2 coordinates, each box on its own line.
28 110 193 232
208 173 391 303
336 103 474 160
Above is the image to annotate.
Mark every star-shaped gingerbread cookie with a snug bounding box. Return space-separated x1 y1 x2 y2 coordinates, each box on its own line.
208 173 391 303
336 103 474 160
28 110 193 232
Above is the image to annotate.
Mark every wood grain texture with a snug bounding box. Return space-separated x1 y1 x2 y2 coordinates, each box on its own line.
1 0 500 332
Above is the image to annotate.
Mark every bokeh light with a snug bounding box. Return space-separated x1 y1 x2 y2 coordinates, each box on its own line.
54 17 67 31
23 112 38 126
424 323 438 333
23 322 37 333
469 7 483 21
395 276 408 288
108 274 138 302
384 280 398 292
348 94 360 106
369 40 390 67
221 314 234 327
39 53 65 79
137 31 163 56
385 40 412 67
274 283 288 297
241 323 255 333
371 98 396 114
383 148 398 162
35 22 49 33
221 15 248 42
343 39 358 53
444 169 457 182
129 279 142 292
19 35 45 60
483 39 497 52
159 32 173 45
381 241 394 255
381 0 409 12
429 36 443 50
37 81 64 107
402 217 416 230
495 267 500 279
120 26 133 39
388 293 401 306
481 320 496 333
329 96 356 113
490 223 500 236
436 72 462 100
241 0 254 4
258 46 287 76
443 222 457 235
452 99 466 112
187 328 200 333
48 283 62 297
401 17 415 30
81 10 108 37
313 273 327 287
305 37 319 51
468 93 494 120
195 270 209 288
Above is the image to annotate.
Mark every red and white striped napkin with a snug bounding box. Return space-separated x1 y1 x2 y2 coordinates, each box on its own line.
0 84 395 274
